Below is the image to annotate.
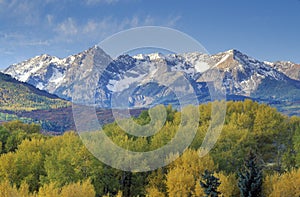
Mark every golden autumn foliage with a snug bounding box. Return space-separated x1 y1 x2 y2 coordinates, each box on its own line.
263 168 300 197
60 180 96 197
146 187 166 197
0 180 19 197
165 149 215 197
0 180 95 197
217 172 239 196
0 100 299 196
37 182 60 197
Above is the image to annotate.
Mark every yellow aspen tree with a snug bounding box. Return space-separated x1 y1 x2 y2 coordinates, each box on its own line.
216 172 239 197
269 168 300 197
60 180 96 197
146 187 165 197
18 182 31 197
37 182 60 197
0 180 18 197
166 149 215 197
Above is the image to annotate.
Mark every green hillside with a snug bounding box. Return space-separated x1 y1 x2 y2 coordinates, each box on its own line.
0 73 70 111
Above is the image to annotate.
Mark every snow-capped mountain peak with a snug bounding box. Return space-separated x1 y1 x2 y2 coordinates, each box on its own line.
2 47 300 110
147 53 165 61
3 46 112 100
133 53 165 61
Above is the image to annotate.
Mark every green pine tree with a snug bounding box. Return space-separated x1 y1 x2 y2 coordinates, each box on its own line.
200 170 221 197
238 151 263 197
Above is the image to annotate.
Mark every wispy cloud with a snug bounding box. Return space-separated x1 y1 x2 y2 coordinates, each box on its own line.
0 0 42 26
55 18 79 36
53 14 181 43
0 49 14 55
166 15 182 27
46 15 54 25
0 32 50 47
19 40 50 46
85 0 119 5
0 32 23 40
53 16 152 44
42 14 182 56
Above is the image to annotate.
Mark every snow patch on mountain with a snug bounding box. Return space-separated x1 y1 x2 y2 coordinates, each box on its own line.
48 67 65 87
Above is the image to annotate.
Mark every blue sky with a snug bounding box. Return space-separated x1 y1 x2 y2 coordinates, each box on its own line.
0 0 299 69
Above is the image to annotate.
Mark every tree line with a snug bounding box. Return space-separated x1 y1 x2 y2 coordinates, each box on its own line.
0 100 299 196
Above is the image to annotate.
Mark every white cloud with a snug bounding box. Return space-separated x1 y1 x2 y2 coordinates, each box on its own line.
166 15 182 27
0 32 23 40
85 0 119 5
47 14 54 25
3 0 41 25
52 14 181 45
55 18 78 36
0 32 50 47
19 40 50 46
83 20 98 34
2 50 14 55
54 16 153 38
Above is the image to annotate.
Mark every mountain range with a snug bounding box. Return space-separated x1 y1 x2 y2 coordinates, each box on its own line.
2 46 300 116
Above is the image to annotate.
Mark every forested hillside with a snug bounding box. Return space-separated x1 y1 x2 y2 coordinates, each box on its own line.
0 100 299 196
0 73 69 111
0 72 72 132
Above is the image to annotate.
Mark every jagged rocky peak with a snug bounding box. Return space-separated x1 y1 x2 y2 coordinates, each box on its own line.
3 45 112 100
2 46 300 111
82 45 107 56
267 61 300 81
211 49 281 77
212 49 237 69
213 49 255 63
117 54 136 63
70 45 112 66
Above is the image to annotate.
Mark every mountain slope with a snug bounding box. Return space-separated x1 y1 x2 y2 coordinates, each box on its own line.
265 61 300 81
0 72 69 111
210 50 300 100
